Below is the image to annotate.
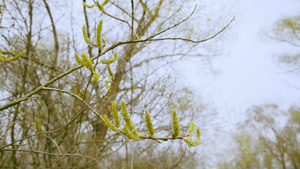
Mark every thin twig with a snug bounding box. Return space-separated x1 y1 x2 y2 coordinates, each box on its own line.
41 87 103 120
131 0 134 40
147 5 198 40
149 16 235 43
43 135 62 154
1 122 14 140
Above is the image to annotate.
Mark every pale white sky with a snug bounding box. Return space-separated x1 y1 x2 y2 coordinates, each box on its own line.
181 0 300 119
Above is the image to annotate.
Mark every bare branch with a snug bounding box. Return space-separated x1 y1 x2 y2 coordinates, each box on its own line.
41 87 103 120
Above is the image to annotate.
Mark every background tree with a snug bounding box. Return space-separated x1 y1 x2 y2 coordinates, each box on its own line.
0 0 233 168
217 104 300 169
217 15 300 169
269 15 300 76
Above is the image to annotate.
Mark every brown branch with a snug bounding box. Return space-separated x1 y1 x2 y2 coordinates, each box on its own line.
131 0 134 40
109 1 138 23
161 16 234 43
0 64 82 111
43 0 59 68
139 136 185 143
43 135 62 154
41 87 103 120
92 0 138 38
1 122 14 140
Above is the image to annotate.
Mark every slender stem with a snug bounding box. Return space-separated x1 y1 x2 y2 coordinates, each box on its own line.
41 87 103 120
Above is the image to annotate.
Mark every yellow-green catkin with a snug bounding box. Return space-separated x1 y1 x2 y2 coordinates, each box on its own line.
123 125 140 140
121 102 139 139
121 101 134 130
103 114 120 133
96 20 103 49
107 66 113 79
6 50 24 62
172 109 180 138
145 110 155 137
100 52 117 64
111 101 120 127
74 53 84 66
81 53 94 73
82 25 95 46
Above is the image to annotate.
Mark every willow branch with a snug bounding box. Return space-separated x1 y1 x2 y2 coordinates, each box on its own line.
150 16 235 43
0 64 81 111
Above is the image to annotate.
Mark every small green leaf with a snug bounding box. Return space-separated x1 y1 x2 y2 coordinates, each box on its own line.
187 122 195 136
10 46 15 52
102 0 109 6
33 119 43 134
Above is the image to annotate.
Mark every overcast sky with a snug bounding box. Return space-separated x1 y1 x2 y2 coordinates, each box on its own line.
180 0 300 120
